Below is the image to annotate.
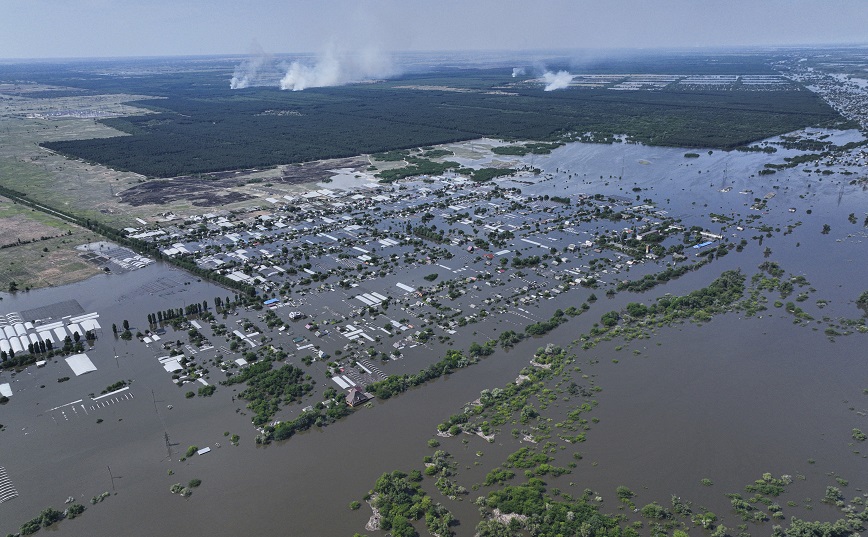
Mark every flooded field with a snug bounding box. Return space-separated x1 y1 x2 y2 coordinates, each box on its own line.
1 131 867 536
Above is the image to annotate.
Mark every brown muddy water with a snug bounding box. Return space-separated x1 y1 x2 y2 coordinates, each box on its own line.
1 135 867 536
1 264 864 537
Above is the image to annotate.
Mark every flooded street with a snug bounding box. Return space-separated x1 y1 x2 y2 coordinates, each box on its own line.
1 134 867 536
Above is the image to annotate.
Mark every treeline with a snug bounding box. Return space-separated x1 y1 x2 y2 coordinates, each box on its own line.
734 145 777 153
0 230 73 249
369 310 575 400
366 350 474 399
615 258 710 293
492 142 563 156
43 89 481 178
17 503 87 535
765 140 868 171
606 270 745 332
0 184 255 297
2 334 88 369
376 158 462 182
147 301 208 324
466 167 516 182
524 310 569 336
266 401 351 442
38 73 842 178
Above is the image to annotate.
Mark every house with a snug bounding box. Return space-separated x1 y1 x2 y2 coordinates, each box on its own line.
346 386 372 407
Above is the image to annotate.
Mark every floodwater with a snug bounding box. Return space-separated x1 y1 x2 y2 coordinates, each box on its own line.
1 133 867 536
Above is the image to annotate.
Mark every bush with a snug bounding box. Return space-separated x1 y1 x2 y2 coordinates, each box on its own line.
641 502 671 520
66 503 86 518
616 486 635 500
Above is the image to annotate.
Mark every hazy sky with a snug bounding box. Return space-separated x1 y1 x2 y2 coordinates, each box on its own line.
2 0 866 59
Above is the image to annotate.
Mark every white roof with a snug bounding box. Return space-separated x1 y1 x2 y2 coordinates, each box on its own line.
80 319 101 332
332 376 351 389
162 359 183 373
66 354 97 376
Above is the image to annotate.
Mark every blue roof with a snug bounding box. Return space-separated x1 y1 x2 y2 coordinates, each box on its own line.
263 298 279 305
693 241 714 249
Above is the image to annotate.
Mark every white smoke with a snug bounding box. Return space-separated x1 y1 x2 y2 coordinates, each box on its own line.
230 42 272 89
280 45 397 91
512 67 526 78
541 70 574 91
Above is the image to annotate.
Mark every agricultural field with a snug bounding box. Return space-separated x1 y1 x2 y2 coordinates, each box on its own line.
0 196 101 290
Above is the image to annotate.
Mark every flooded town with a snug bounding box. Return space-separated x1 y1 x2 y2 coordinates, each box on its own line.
1 43 868 537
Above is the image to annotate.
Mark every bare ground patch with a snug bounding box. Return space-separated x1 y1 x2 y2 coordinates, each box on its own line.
0 233 102 291
0 214 67 247
117 156 367 207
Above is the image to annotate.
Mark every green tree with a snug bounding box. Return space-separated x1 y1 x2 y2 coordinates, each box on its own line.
616 485 635 500
856 290 868 314
389 515 415 537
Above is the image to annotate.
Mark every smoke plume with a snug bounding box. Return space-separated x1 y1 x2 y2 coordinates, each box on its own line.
512 67 526 77
280 45 397 91
230 42 272 89
541 70 574 91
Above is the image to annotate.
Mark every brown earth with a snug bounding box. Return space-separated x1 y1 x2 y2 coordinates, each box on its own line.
0 214 65 247
117 157 367 207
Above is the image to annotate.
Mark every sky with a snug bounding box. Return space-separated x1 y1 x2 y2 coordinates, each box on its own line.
1 0 866 59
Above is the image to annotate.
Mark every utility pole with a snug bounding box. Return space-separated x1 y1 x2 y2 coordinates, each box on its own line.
107 466 119 491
